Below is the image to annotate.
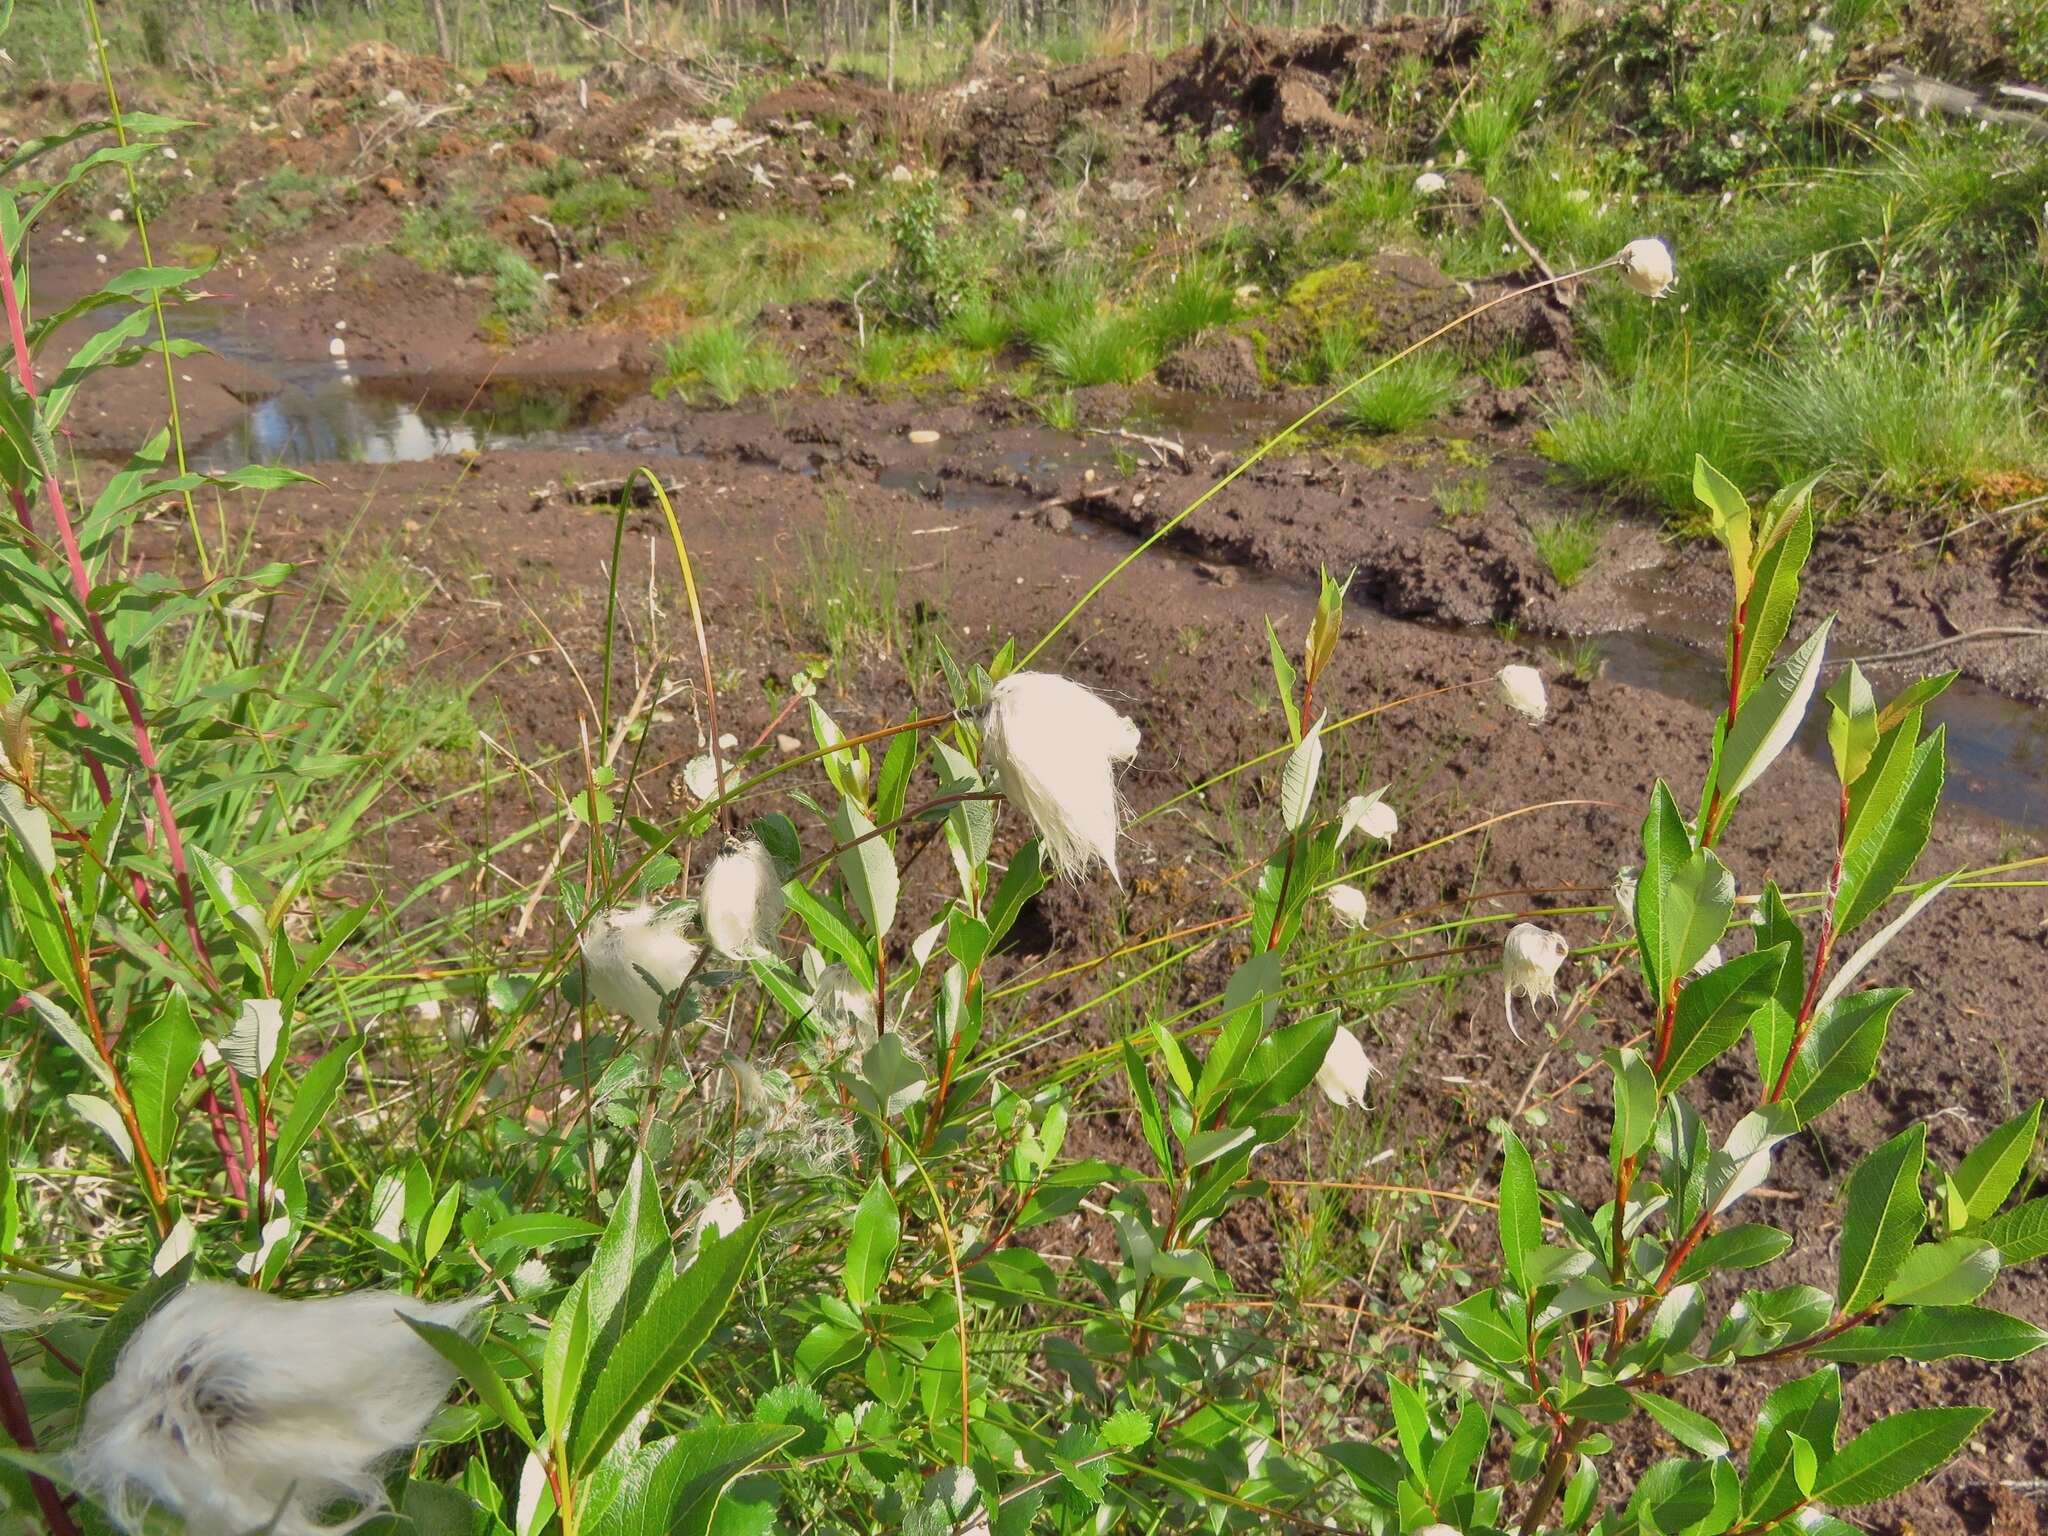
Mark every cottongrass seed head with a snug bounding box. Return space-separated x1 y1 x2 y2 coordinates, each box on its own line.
1496 664 1549 723
1316 1025 1377 1108
1325 883 1370 928
982 671 1141 881
701 839 785 961
1616 237 1676 299
581 902 700 1031
1501 922 1571 1040
71 1281 477 1536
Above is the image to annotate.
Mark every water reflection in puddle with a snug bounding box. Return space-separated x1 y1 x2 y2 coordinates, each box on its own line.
1542 629 2048 832
192 373 638 471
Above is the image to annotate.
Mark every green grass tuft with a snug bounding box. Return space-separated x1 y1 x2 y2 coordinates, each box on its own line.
1342 352 1465 435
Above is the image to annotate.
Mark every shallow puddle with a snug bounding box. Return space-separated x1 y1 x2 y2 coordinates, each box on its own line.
1541 628 2048 833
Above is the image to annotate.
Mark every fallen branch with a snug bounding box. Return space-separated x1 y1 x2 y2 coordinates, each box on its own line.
1830 626 2048 668
1081 425 1186 467
530 474 689 511
1868 67 2048 139
1490 195 1569 306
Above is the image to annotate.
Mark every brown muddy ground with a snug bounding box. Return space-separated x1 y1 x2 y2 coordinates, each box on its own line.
114 432 2048 1533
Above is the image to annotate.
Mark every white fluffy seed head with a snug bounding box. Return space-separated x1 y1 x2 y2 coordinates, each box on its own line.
1316 1025 1377 1107
1496 664 1549 723
700 840 785 961
810 963 877 1059
70 1282 476 1536
1337 790 1398 847
1501 923 1571 1039
580 903 699 1031
982 671 1140 882
1613 867 1640 932
1325 883 1370 928
1413 170 1447 194
1616 237 1676 298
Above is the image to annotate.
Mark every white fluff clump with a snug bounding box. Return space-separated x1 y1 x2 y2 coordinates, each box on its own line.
982 671 1141 881
1496 664 1549 723
1501 923 1571 1040
810 963 877 1059
1413 171 1447 194
71 1282 476 1536
1325 883 1370 928
1315 1025 1377 1107
1612 867 1640 932
701 840 785 961
1337 790 1398 847
1616 237 1676 299
581 904 699 1030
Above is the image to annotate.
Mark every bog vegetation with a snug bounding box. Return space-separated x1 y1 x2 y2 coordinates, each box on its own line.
4 0 2048 1534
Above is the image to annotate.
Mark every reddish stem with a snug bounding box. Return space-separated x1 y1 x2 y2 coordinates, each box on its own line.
0 225 212 968
0 1332 84 1536
1767 784 1850 1103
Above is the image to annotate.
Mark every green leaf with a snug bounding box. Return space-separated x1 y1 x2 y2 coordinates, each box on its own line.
1387 1375 1431 1480
1657 946 1784 1093
1811 1406 1988 1506
1824 661 1879 788
832 797 899 939
1947 1100 2041 1230
1835 728 1943 936
1813 872 1955 1021
1675 1223 1793 1283
404 1316 538 1450
1197 951 1281 1117
1740 499 1814 697
1881 1237 2000 1308
272 1039 363 1171
570 1214 771 1474
1980 1196 2048 1264
1810 1306 2048 1363
22 991 114 1093
1838 1123 1927 1313
1785 988 1903 1125
843 1178 899 1312
1636 783 1733 1001
1278 712 1326 832
1234 1012 1339 1121
1123 1042 1171 1174
1265 618 1300 742
1717 618 1832 803
1609 1045 1658 1165
1101 1407 1153 1449
125 988 200 1167
583 1424 802 1536
1497 1128 1541 1292
1694 454 1753 600
1630 1391 1729 1457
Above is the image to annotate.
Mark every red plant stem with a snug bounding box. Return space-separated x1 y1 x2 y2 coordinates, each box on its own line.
0 227 211 968
1767 784 1851 1103
194 1062 250 1205
4 212 247 1212
0 1343 81 1536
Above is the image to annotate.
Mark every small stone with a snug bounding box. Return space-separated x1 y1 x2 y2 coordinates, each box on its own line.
1041 505 1073 534
776 733 802 754
1194 562 1238 587
889 163 913 183
907 429 940 445
328 337 347 359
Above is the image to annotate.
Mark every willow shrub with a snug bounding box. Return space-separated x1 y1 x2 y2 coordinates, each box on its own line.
3 97 2046 1536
